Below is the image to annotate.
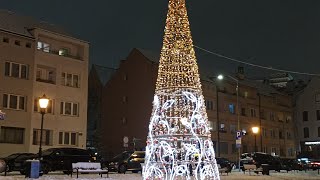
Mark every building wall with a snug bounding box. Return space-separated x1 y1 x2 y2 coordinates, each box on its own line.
100 48 296 161
0 28 89 157
0 31 35 156
295 77 320 159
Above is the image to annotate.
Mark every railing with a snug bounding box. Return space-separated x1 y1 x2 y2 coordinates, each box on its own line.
36 78 55 84
38 48 82 60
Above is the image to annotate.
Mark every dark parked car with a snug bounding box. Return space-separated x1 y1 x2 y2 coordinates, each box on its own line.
0 153 36 173
280 158 304 171
22 148 95 174
240 152 281 172
108 151 145 173
215 157 234 173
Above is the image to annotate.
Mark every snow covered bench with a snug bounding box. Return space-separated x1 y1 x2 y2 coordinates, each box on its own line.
71 162 108 178
243 164 269 175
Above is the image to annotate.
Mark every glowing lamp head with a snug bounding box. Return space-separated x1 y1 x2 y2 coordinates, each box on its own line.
252 127 259 134
217 74 224 80
39 94 49 109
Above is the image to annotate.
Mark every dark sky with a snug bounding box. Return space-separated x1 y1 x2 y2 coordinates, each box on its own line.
2 0 320 79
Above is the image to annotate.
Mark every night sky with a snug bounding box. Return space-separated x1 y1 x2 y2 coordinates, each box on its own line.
2 0 320 79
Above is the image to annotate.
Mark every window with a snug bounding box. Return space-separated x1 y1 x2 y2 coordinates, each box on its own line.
3 94 25 110
250 108 256 117
317 110 320 120
34 98 53 114
122 96 128 103
26 42 32 48
316 93 320 103
303 111 308 121
59 48 69 56
279 130 284 139
241 108 246 116
219 123 226 133
122 117 127 125
287 148 294 157
32 129 53 146
232 144 237 153
60 102 79 116
229 104 235 114
205 100 213 110
260 109 265 119
270 112 275 121
287 131 292 139
36 67 55 84
220 142 228 154
270 129 276 138
262 128 267 137
262 146 267 153
4 62 28 79
303 127 309 138
286 116 292 123
58 132 78 145
230 124 236 134
0 126 24 144
61 72 80 88
208 121 216 132
37 41 50 52
318 127 320 137
3 37 9 43
244 91 248 98
271 147 277 155
14 40 20 46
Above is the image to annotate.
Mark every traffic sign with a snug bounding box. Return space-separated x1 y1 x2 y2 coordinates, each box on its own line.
236 138 241 148
236 131 241 140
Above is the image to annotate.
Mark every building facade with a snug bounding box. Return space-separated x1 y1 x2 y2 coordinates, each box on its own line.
0 10 89 157
294 77 320 159
99 48 296 161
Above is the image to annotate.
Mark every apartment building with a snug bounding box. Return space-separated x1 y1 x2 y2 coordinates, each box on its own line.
0 10 89 157
294 77 320 159
99 48 296 161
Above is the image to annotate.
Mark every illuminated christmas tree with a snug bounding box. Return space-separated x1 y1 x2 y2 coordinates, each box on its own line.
143 0 220 179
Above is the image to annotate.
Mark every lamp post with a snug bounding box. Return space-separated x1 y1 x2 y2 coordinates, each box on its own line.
38 94 49 160
252 126 259 152
217 74 240 171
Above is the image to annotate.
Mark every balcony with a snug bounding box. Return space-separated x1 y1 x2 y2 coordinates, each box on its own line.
37 48 82 61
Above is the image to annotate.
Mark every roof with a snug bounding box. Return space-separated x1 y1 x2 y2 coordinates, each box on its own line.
239 78 283 96
0 10 71 38
136 48 160 63
92 64 117 86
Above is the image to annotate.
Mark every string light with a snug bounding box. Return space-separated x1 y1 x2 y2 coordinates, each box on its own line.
143 0 220 179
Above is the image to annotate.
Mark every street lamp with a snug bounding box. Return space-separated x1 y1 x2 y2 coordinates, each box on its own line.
217 74 240 171
252 126 259 152
38 94 49 160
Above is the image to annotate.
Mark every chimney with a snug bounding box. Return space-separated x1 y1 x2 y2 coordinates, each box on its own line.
236 66 245 80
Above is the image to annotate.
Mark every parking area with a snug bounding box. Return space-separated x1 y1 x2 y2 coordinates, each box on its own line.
1 169 320 180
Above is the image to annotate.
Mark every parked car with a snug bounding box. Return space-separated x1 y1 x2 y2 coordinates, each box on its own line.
0 153 36 173
215 157 234 173
108 151 145 173
280 158 304 171
309 160 320 170
22 148 95 174
240 152 281 172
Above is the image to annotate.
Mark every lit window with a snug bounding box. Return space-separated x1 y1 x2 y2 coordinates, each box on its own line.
59 48 69 56
229 104 235 114
37 41 50 52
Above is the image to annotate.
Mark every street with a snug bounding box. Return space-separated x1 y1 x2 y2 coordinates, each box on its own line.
1 169 320 180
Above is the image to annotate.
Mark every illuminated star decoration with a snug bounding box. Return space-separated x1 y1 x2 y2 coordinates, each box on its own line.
143 0 220 179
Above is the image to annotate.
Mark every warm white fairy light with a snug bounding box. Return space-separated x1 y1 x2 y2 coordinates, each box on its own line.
143 0 220 179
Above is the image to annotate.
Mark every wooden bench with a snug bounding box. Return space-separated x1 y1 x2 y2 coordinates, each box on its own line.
217 164 229 175
71 162 108 178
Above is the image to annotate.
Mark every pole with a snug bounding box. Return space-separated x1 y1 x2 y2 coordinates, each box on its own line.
258 93 262 152
254 135 257 152
216 86 220 157
39 111 45 160
236 81 241 172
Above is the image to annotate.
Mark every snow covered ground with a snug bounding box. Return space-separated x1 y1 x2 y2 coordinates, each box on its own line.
1 170 320 180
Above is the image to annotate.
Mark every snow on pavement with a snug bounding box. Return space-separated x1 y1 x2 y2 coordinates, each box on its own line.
0 170 320 180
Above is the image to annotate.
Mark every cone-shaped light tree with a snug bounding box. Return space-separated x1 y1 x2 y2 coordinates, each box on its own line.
143 0 220 179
